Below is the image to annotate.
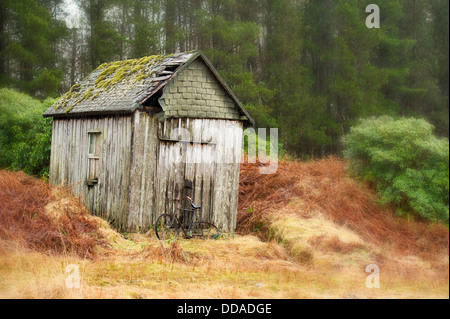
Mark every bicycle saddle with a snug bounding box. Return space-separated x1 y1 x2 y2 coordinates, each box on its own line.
190 203 202 210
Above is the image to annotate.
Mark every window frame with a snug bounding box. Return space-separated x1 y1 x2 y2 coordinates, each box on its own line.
87 131 102 183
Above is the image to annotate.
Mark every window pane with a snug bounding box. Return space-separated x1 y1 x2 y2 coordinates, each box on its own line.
89 133 101 156
89 134 96 155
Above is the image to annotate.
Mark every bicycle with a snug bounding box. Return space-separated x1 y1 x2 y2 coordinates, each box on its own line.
155 196 220 241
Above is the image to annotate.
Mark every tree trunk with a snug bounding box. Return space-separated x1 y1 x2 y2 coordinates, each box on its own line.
0 1 7 79
70 27 78 87
165 0 177 54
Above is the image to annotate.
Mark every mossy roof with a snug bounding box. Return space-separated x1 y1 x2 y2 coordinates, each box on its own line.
43 50 255 126
43 51 198 117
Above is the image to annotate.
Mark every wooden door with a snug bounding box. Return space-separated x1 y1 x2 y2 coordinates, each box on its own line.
156 140 216 223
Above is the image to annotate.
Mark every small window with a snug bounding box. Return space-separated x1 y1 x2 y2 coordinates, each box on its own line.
88 132 101 182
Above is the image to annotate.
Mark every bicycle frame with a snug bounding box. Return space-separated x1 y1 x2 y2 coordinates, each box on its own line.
176 207 200 236
167 197 201 237
155 196 219 240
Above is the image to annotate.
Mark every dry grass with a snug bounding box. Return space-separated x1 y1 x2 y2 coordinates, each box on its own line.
268 212 366 263
237 158 449 261
0 243 84 299
0 171 110 259
0 158 448 299
1 234 447 299
235 158 449 298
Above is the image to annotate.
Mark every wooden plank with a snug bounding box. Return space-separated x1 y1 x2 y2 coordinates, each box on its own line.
54 120 61 185
202 144 214 222
202 119 214 222
139 112 150 228
161 141 170 215
192 120 203 217
166 125 175 215
92 118 99 214
119 116 128 229
145 114 155 225
58 120 65 185
73 119 79 200
118 117 125 227
121 116 132 229
111 117 119 226
128 111 143 231
230 122 244 231
212 120 224 228
49 120 57 185
98 117 106 219
104 117 112 222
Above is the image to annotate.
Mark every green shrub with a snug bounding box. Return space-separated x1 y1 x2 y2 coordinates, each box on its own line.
343 116 449 224
0 88 55 177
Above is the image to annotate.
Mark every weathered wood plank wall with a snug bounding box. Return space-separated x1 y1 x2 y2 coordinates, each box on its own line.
49 116 133 230
127 116 243 232
127 111 159 231
50 113 243 233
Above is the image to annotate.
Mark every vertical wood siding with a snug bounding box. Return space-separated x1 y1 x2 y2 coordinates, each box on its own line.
127 114 243 232
49 116 133 230
50 113 243 233
127 111 159 231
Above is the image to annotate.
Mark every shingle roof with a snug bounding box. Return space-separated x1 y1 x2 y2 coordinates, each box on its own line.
43 50 254 126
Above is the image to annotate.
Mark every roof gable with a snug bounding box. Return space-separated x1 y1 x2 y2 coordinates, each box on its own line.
43 50 254 126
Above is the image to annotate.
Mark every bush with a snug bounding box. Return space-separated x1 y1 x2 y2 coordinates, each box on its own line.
343 116 449 224
0 88 55 177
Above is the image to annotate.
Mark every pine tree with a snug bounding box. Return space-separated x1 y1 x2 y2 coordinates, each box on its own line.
1 0 67 97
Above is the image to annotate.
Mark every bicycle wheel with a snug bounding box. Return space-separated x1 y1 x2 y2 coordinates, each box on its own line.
155 214 179 240
190 222 219 240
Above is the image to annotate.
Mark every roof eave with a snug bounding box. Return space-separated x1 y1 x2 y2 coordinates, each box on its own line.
43 103 140 119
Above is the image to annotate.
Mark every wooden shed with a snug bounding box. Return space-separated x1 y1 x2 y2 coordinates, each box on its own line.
43 50 254 232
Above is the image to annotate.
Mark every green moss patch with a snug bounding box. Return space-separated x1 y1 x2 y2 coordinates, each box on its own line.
52 54 175 114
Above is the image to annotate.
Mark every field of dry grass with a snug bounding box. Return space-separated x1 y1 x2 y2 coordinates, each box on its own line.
1 233 447 299
0 159 448 299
